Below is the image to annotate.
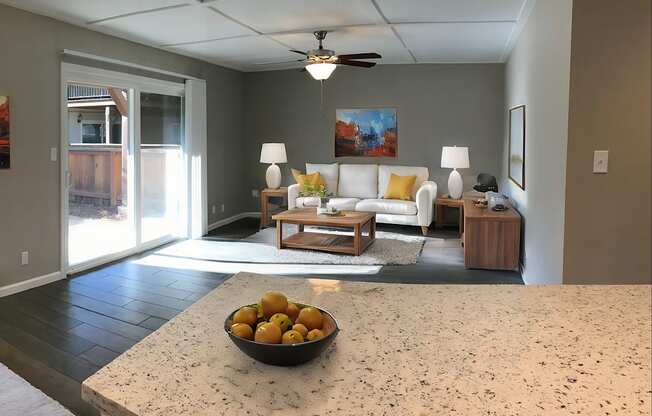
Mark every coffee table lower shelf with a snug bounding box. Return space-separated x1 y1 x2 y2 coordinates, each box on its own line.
280 231 374 255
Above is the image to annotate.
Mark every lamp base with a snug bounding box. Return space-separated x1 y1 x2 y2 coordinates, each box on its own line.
448 169 463 199
265 163 282 189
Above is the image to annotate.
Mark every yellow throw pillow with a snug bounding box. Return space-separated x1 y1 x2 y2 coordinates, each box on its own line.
384 173 417 200
291 168 326 191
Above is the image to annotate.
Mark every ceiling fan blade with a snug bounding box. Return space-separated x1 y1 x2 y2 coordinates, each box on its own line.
337 53 381 60
289 49 307 55
338 60 376 68
254 59 305 65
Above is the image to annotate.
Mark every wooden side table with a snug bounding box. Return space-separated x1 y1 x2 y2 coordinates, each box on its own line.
260 187 288 229
463 199 521 271
434 196 465 235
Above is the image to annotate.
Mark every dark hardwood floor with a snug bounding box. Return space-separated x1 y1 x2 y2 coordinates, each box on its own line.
0 217 522 415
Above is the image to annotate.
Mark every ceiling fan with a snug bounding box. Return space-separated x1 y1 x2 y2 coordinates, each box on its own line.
277 30 382 80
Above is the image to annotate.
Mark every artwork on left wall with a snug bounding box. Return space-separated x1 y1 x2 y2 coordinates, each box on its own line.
0 96 10 169
335 108 397 157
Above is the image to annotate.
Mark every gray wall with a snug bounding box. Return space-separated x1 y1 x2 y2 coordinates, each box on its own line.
501 0 573 284
563 0 651 284
243 64 504 210
0 4 246 287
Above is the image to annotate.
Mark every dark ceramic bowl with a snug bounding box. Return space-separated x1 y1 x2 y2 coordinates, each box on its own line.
224 305 339 366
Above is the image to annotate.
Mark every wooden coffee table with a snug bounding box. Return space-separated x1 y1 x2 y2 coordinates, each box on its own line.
271 208 376 256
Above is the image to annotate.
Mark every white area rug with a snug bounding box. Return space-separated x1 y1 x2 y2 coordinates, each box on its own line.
159 226 426 266
0 363 73 416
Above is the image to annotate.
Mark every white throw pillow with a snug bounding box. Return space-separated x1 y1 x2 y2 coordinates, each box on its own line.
378 165 429 199
306 163 339 195
338 164 378 199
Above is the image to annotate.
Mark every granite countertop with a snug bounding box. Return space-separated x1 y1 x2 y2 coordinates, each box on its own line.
82 273 652 416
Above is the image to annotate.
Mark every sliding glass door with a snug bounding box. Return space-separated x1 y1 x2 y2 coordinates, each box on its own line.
66 83 135 266
62 64 188 273
140 92 184 243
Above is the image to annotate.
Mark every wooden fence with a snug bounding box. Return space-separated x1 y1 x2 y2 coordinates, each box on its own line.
69 145 123 206
68 145 181 208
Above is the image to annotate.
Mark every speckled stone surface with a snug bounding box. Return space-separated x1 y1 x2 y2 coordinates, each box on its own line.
82 273 652 416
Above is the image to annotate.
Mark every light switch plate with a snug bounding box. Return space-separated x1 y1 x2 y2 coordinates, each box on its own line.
50 147 58 162
593 150 608 173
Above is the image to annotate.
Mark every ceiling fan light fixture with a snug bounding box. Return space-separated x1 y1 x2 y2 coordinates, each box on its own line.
305 63 336 80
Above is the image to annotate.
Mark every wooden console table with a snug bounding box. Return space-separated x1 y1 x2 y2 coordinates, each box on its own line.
463 199 521 271
259 187 288 229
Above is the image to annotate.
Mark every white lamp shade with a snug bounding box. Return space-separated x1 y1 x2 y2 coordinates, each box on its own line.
260 143 287 164
305 63 336 80
441 146 470 169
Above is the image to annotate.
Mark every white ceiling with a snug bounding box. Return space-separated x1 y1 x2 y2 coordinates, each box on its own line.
1 0 535 72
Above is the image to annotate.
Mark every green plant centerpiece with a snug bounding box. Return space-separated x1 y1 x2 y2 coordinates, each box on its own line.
298 183 331 204
298 183 336 213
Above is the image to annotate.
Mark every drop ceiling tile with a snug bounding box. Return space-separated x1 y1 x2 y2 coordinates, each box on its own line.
0 0 186 24
375 0 527 23
168 35 298 68
377 49 415 65
395 22 514 62
273 26 402 53
93 5 255 46
214 0 385 34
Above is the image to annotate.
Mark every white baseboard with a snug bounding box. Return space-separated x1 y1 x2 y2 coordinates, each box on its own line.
207 212 261 232
0 271 64 298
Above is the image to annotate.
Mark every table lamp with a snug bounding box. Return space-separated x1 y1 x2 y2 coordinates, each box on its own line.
441 146 469 199
260 143 287 189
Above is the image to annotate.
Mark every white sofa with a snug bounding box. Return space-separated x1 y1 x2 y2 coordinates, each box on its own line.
288 163 437 235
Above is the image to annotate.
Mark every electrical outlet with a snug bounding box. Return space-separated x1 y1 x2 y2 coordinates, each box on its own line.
252 189 260 198
221 204 225 213
21 251 29 266
211 205 216 214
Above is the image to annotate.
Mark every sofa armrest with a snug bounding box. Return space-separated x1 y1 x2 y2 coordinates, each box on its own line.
416 181 437 226
288 184 300 209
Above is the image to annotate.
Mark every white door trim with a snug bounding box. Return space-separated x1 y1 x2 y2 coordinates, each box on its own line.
185 79 208 239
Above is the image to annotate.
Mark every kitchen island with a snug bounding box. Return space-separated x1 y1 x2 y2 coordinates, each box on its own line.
82 272 651 416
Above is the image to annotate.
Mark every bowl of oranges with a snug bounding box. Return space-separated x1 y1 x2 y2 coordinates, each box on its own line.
224 291 339 366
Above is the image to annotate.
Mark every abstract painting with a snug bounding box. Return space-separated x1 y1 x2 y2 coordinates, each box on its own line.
335 108 397 157
509 105 525 189
0 96 9 169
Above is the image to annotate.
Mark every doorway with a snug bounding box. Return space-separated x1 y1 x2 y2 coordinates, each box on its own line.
61 64 190 274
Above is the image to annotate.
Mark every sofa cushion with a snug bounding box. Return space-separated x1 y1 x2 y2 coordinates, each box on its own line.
355 199 418 215
338 164 378 199
295 197 320 208
378 165 429 199
291 169 325 191
384 174 417 200
306 163 338 195
327 198 359 211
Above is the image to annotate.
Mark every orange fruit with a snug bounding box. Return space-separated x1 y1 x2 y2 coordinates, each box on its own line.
282 330 304 344
285 302 300 321
306 329 325 341
269 313 293 332
261 292 288 318
297 307 323 330
254 322 282 344
233 306 257 326
292 323 308 337
230 323 253 340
